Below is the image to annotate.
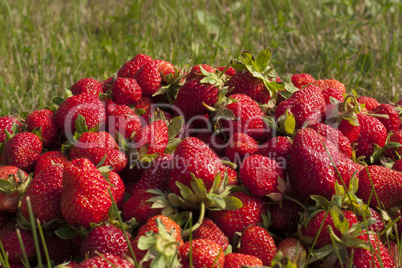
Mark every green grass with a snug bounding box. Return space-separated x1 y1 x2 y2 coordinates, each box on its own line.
0 0 401 116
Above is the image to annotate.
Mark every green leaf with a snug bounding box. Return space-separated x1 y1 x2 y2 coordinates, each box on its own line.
75 114 88 135
330 206 349 234
210 173 222 194
52 96 65 106
190 174 208 199
176 182 198 203
222 196 243 210
134 108 146 116
141 153 159 163
54 226 78 240
262 116 280 132
283 112 296 134
310 195 331 209
254 48 271 73
137 232 156 251
241 50 254 66
0 179 14 194
168 116 184 141
348 175 359 194
206 194 226 210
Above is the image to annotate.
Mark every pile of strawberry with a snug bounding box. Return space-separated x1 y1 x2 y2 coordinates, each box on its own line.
0 49 402 268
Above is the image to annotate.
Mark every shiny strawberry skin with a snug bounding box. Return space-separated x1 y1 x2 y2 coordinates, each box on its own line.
185 64 216 81
338 118 361 143
108 171 125 209
237 225 278 266
314 78 346 94
26 109 61 148
77 254 135 268
240 154 284 197
258 136 292 169
117 53 153 78
133 60 162 96
224 253 263 268
291 73 316 89
192 218 230 251
70 77 102 96
322 86 345 104
79 224 131 258
55 93 106 134
357 95 380 111
168 137 226 195
207 191 268 241
21 165 64 223
122 189 162 224
2 230 35 264
371 103 400 132
34 150 70 175
0 116 20 143
61 158 112 228
178 239 225 268
111 77 142 106
393 159 402 172
269 198 301 233
2 132 43 172
357 165 402 211
133 119 168 156
354 113 387 159
225 132 259 166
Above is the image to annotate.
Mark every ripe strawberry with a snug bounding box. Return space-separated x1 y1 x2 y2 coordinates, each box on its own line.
322 87 345 104
55 93 106 135
34 150 70 175
215 66 236 77
393 159 402 172
168 137 226 195
240 154 284 197
386 130 402 159
371 103 400 132
133 60 162 96
25 109 61 148
291 73 316 89
356 165 402 210
155 59 176 84
2 132 42 172
185 64 216 81
174 78 220 120
268 198 301 233
338 118 361 143
111 77 142 106
194 130 226 157
192 218 230 251
225 132 259 166
357 95 380 111
0 166 29 212
222 94 271 141
117 53 153 78
314 78 346 94
207 191 268 241
20 165 64 223
224 253 263 268
308 122 353 158
301 209 357 249
130 215 182 267
123 189 162 224
61 158 112 228
100 76 114 93
276 237 307 266
275 84 326 129
354 113 387 159
132 119 168 159
0 116 20 143
178 239 225 268
288 128 359 202
108 171 125 209
79 224 131 258
237 225 278 266
70 77 102 96
357 207 385 233
258 136 292 169
77 254 135 268
386 240 401 267
2 229 35 264
70 131 127 173
40 234 75 265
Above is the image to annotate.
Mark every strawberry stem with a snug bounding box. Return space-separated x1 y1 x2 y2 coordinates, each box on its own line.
181 201 206 238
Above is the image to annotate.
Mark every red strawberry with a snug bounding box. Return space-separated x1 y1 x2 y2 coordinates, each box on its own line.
0 116 20 143
185 64 216 81
357 207 385 233
322 86 345 104
117 53 153 78
61 158 112 228
2 229 35 264
357 95 380 111
276 237 307 266
356 165 402 210
25 109 61 148
215 66 236 77
338 118 361 143
194 130 226 157
308 121 353 158
178 239 225 268
288 128 359 202
354 113 387 159
132 119 168 159
314 78 346 94
258 136 292 169
105 99 143 140
387 130 402 159
240 154 285 198
155 59 176 84
275 84 326 129
20 165 64 223
224 253 263 268
192 218 230 251
133 60 162 96
168 137 226 195
222 94 271 141
0 166 29 212
2 132 42 172
393 159 402 172
268 198 301 233
40 234 75 265
225 132 259 166
79 224 131 258
70 77 102 96
123 189 162 224
301 209 357 249
100 76 114 93
111 77 142 106
108 171 125 209
237 225 278 266
77 254 135 268
34 150 70 175
371 103 400 132
291 73 316 89
55 93 106 135
134 96 153 121
207 191 268 241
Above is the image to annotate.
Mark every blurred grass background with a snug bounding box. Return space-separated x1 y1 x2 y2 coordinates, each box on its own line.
0 0 401 115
